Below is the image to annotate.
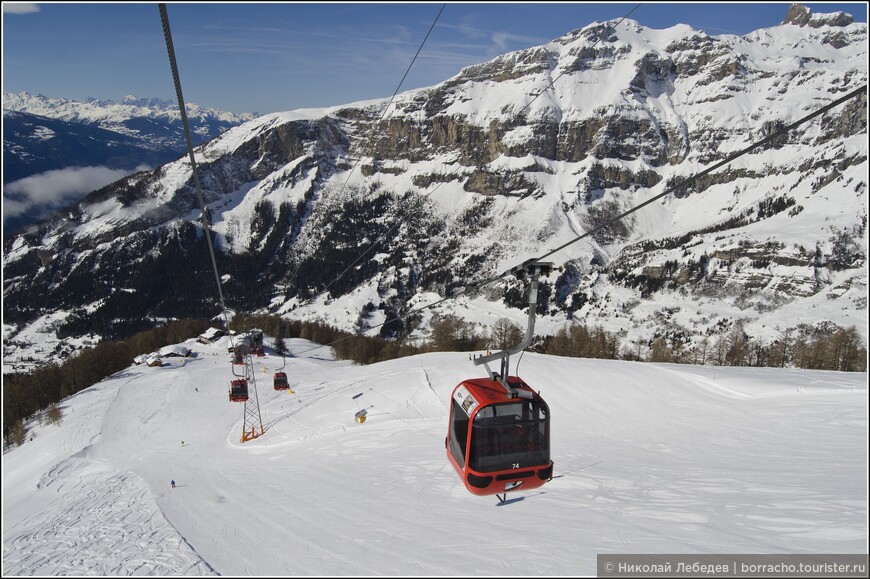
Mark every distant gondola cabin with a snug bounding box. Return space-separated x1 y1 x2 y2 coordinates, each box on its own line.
229 379 249 402
273 372 289 390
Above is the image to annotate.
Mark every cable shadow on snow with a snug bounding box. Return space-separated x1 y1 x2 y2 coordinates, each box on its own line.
496 496 525 506
495 490 546 506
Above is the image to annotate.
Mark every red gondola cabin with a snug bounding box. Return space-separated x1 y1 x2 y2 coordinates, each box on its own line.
229 379 249 402
446 376 552 497
273 371 289 390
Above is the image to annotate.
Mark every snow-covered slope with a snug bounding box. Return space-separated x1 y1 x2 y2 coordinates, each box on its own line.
2 337 866 575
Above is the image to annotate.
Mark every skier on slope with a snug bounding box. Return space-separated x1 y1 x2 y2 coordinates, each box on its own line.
171 480 176 488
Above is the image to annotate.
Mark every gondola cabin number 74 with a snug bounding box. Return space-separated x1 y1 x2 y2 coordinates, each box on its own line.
445 261 555 502
446 378 552 497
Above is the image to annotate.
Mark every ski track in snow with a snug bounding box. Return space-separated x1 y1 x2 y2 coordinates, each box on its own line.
5 451 214 576
2 338 867 575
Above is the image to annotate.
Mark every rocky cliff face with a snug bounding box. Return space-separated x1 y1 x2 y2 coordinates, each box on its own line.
3 5 867 367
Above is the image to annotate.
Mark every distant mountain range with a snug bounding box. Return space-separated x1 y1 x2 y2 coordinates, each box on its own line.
3 4 867 369
3 92 257 231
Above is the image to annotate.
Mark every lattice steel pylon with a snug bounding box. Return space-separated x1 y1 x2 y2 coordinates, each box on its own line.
240 352 265 442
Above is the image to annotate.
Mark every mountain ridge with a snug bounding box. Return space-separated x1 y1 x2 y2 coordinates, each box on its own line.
2 92 259 231
3 5 867 370
3 91 258 138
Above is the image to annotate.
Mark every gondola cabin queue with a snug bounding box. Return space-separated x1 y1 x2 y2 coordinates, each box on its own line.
446 376 551 497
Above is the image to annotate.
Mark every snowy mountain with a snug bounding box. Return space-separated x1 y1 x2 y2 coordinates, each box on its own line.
2 110 179 185
2 336 866 575
2 4 867 369
3 92 258 153
2 110 190 234
2 93 258 232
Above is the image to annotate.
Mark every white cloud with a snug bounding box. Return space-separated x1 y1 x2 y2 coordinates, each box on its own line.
2 3 40 14
3 165 147 219
2 197 33 220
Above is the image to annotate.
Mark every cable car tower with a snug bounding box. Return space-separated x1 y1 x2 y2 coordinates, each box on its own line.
239 350 265 442
228 337 265 441
446 261 555 503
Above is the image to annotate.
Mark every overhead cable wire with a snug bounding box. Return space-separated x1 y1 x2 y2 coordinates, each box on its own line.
291 3 647 355
293 83 868 356
158 3 233 335
286 3 447 294
160 3 267 439
530 83 868 266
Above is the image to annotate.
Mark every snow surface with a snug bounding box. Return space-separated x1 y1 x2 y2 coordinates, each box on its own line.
2 336 867 575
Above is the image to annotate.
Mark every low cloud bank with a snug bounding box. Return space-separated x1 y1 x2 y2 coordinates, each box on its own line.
3 165 149 222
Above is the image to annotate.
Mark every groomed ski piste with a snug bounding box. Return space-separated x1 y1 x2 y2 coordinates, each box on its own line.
2 336 867 575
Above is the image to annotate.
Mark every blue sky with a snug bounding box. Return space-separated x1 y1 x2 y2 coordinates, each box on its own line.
3 2 868 115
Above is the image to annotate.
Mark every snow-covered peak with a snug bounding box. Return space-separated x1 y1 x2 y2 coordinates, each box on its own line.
3 91 259 126
119 95 177 109
782 3 855 28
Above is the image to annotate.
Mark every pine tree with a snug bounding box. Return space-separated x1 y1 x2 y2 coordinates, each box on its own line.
274 335 288 356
